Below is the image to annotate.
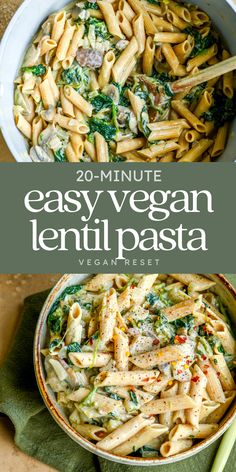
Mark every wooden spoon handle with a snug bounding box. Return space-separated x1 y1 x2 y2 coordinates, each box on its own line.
171 56 236 93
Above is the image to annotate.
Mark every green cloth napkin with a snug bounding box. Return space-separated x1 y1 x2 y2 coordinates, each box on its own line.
0 276 236 472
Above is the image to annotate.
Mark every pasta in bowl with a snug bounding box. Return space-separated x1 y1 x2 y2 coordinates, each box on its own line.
34 273 236 464
13 0 236 162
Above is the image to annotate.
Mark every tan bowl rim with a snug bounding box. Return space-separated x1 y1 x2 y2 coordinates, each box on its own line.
33 274 236 466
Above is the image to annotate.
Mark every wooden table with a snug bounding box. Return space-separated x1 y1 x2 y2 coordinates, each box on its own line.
0 274 61 472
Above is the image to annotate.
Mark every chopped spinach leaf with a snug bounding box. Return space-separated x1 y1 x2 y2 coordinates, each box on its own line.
171 314 194 330
91 93 113 112
104 387 123 401
202 90 236 127
110 154 126 162
60 65 89 91
89 118 116 141
22 64 46 76
146 0 160 4
49 338 61 350
129 390 138 405
67 342 82 353
54 148 66 162
84 1 99 9
85 17 110 40
185 83 206 104
47 307 64 334
184 27 215 58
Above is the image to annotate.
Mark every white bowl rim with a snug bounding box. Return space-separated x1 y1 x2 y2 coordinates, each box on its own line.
33 273 236 466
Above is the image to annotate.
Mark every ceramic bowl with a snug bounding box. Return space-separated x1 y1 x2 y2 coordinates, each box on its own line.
0 0 236 161
34 273 236 466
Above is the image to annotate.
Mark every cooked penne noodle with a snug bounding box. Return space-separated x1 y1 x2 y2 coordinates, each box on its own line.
116 11 133 39
98 50 116 88
60 88 75 117
204 391 236 423
132 14 146 55
138 140 180 159
222 50 234 98
160 439 193 457
159 382 178 428
171 100 206 132
112 37 138 82
141 394 197 415
51 11 66 42
98 413 155 451
56 20 75 62
55 114 89 134
148 127 182 141
112 424 168 456
98 1 123 39
211 123 229 158
185 129 201 143
185 364 207 427
15 113 32 140
72 423 107 441
94 131 109 162
194 90 213 118
127 0 157 34
154 32 187 44
198 359 226 404
64 86 92 117
167 10 188 30
186 44 217 72
178 139 213 162
211 354 236 391
95 370 160 386
116 137 146 153
169 423 218 441
69 352 112 368
119 0 135 22
32 116 43 146
114 327 129 371
162 298 196 322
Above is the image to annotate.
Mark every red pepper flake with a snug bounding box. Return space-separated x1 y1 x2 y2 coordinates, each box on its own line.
192 376 200 383
152 338 160 346
130 283 135 289
217 372 221 377
201 354 207 361
144 378 150 382
177 370 183 374
186 359 192 365
174 335 187 344
203 371 208 375
203 326 207 332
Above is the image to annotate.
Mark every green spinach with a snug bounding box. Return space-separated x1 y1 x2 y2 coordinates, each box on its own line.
67 342 82 353
54 148 66 162
91 93 113 112
22 64 46 76
202 90 236 127
184 27 215 58
89 118 116 141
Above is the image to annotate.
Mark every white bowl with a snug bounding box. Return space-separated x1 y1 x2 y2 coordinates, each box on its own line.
0 0 236 162
34 273 236 466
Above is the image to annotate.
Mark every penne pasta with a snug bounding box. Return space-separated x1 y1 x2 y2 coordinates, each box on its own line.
43 274 236 459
